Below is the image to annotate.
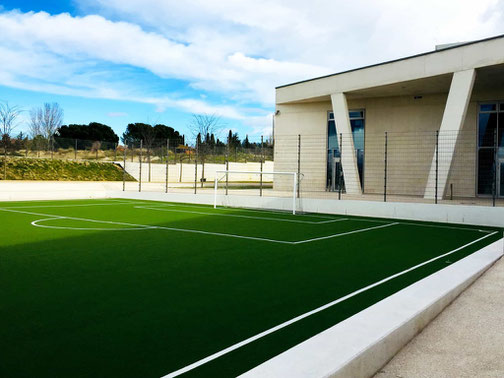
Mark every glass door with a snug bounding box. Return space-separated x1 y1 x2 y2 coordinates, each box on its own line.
477 102 503 195
326 110 365 192
499 159 504 198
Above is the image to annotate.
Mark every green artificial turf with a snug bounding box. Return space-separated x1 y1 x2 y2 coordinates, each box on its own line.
0 199 500 378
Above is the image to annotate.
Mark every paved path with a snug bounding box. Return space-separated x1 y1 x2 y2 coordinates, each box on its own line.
375 256 504 378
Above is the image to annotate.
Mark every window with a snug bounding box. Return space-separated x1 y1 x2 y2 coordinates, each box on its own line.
327 110 365 191
477 102 504 196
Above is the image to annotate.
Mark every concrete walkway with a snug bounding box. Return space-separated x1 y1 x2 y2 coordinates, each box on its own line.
375 256 504 378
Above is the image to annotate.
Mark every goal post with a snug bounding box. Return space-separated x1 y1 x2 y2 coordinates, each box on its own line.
214 170 298 214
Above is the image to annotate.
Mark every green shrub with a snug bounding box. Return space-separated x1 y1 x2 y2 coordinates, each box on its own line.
0 158 136 181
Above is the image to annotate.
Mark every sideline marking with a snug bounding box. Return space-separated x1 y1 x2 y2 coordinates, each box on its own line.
134 205 347 224
161 231 498 377
0 207 395 245
31 218 150 231
0 201 145 209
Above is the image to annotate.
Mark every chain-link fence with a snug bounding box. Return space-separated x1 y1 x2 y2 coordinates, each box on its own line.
1 131 502 207
272 130 502 207
119 130 502 207
120 136 275 194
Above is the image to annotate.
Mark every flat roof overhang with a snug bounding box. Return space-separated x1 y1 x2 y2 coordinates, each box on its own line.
276 35 504 105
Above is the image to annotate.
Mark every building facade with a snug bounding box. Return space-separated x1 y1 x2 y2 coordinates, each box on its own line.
274 35 504 200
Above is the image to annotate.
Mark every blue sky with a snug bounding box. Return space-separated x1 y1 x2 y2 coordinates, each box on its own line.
0 0 503 142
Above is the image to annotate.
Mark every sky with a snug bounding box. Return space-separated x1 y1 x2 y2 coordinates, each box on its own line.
0 0 503 142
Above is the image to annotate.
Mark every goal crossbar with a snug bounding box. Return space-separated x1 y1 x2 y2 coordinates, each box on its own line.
213 170 298 214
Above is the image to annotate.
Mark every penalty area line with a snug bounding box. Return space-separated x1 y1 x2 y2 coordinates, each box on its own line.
134 205 348 225
0 208 405 245
160 230 498 378
292 222 398 244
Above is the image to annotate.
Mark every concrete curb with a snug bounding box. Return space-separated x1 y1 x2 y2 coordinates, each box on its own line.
109 191 504 227
240 238 503 378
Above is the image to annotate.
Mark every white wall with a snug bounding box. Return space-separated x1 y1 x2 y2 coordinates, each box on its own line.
120 161 274 183
0 181 122 201
1 182 503 227
112 191 504 228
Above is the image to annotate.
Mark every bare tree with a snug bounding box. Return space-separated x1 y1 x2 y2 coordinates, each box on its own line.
188 114 223 141
0 101 22 179
188 114 223 187
140 124 157 182
29 109 42 138
0 101 22 137
30 103 63 158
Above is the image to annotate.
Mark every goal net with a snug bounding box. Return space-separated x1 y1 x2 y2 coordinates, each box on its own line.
213 170 298 214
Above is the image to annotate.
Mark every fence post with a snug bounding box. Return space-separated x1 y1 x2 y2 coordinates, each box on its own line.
194 139 198 194
139 140 142 192
177 140 182 183
122 144 126 191
114 143 117 161
338 133 342 200
51 136 54 160
165 139 169 194
3 143 6 180
260 135 264 197
148 147 151 183
384 132 388 202
435 130 439 204
493 128 497 207
297 134 301 198
226 133 229 195
74 139 77 160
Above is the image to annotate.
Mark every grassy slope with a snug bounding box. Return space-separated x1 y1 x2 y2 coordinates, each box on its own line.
0 158 135 181
0 199 500 378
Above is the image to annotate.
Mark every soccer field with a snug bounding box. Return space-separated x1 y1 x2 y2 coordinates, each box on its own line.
0 198 500 377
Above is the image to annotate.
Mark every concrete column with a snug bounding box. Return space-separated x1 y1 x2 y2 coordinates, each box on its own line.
331 93 362 195
424 69 476 200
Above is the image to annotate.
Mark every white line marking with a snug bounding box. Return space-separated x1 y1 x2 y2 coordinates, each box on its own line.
135 205 347 224
291 222 399 244
398 221 493 233
160 231 498 378
1 199 494 235
31 218 150 231
0 207 394 245
1 201 145 209
149 203 338 219
0 207 292 244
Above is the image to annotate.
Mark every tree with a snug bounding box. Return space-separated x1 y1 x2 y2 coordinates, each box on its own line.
140 124 157 182
153 124 182 147
0 101 22 179
57 122 119 147
188 114 224 186
30 103 63 139
227 130 241 161
188 114 223 143
242 135 251 149
122 123 183 147
30 103 63 157
0 101 22 139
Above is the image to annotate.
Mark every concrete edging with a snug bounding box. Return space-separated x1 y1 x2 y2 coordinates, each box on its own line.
109 191 504 227
239 238 503 378
1 182 502 228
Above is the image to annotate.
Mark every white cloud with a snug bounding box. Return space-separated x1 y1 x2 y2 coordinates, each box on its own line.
0 9 330 107
0 1 503 134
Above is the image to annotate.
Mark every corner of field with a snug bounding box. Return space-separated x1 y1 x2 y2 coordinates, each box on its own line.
239 236 504 378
